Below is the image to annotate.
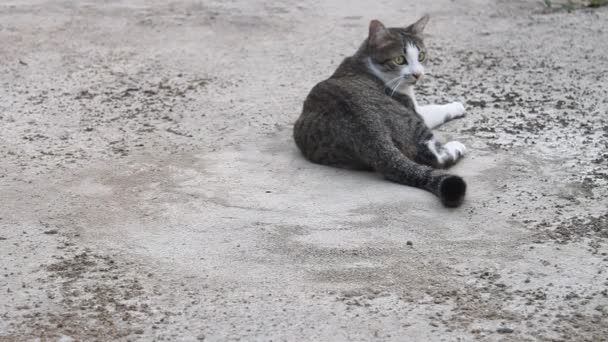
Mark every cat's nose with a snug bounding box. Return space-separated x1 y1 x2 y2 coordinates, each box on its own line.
412 73 422 80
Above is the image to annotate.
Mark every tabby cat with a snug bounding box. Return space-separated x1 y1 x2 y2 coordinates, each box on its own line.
293 16 468 207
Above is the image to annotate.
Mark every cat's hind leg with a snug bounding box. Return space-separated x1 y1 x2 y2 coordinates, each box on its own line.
358 138 466 207
417 102 465 129
416 137 466 169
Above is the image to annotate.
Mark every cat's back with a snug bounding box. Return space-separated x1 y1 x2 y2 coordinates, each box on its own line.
303 77 360 111
293 71 407 169
300 73 390 122
293 75 368 167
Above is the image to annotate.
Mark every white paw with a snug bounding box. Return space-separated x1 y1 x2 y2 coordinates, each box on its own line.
446 102 466 119
444 141 466 159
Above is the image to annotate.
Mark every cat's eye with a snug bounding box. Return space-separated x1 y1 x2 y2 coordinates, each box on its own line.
418 51 426 62
393 56 407 65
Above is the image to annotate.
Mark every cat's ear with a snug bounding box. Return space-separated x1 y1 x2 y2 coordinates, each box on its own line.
368 20 391 48
405 14 430 35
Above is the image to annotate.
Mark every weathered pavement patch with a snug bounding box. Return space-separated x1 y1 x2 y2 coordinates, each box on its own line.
1 0 608 341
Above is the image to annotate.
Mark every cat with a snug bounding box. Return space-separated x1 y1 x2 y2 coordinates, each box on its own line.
293 15 468 207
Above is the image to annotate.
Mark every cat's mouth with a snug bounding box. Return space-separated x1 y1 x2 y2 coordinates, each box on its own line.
401 74 422 85
410 73 423 83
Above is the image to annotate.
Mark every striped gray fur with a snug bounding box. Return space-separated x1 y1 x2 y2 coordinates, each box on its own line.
293 16 467 207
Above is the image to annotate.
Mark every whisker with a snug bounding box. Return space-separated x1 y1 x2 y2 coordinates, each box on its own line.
384 76 405 93
386 75 403 82
384 76 403 87
390 78 403 97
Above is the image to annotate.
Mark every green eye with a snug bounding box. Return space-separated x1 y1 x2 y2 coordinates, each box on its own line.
418 51 426 62
393 55 407 65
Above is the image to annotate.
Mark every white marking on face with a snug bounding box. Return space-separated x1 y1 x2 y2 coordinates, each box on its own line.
366 42 425 97
403 43 424 78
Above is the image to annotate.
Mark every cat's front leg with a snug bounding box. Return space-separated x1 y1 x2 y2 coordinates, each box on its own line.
417 102 465 129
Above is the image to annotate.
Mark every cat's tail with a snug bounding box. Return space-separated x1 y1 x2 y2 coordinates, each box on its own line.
425 172 467 207
364 144 467 207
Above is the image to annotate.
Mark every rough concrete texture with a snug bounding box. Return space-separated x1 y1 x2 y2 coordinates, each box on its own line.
1 0 607 341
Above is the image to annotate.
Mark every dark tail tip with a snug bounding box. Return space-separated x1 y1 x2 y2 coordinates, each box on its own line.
439 175 467 207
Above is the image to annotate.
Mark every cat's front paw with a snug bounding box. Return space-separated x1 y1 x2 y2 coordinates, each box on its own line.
446 102 466 119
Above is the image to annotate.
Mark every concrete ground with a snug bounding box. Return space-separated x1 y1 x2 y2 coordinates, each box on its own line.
1 0 607 341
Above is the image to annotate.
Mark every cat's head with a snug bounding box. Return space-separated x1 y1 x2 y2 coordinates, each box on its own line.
365 16 429 87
